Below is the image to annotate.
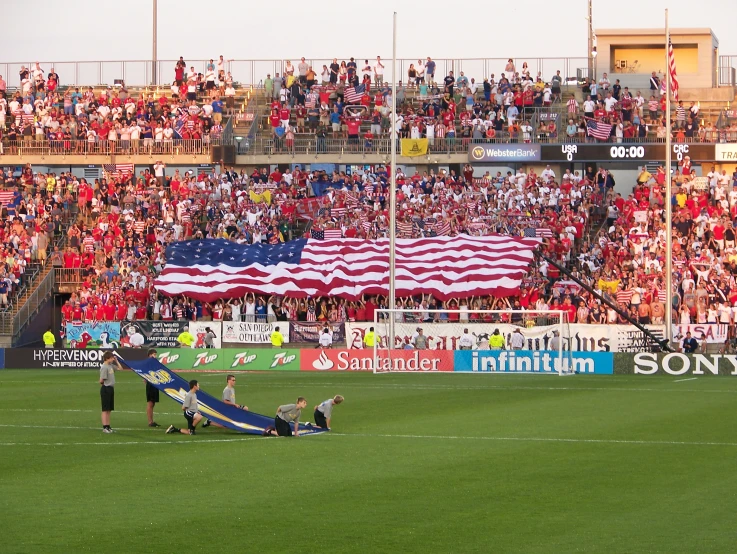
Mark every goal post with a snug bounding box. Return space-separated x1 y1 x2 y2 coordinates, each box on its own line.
373 309 574 375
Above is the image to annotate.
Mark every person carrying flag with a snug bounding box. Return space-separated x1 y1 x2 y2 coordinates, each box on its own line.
166 380 202 435
145 348 160 427
263 397 308 437
312 395 344 430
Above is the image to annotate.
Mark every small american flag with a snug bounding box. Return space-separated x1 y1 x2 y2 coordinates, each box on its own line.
305 92 318 108
345 84 366 104
397 221 415 237
586 120 612 141
103 163 134 177
536 228 554 238
616 290 634 304
668 38 679 101
435 221 451 236
0 190 18 206
324 228 343 240
332 207 346 218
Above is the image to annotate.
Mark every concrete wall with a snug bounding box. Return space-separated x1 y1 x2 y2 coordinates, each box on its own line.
595 28 718 89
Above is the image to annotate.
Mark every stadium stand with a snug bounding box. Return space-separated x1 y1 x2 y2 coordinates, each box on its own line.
2 56 737 335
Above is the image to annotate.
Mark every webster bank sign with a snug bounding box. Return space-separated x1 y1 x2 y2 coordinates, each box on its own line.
469 144 541 163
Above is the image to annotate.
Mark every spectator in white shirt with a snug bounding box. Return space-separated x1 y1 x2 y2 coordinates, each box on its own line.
319 328 333 348
459 328 474 350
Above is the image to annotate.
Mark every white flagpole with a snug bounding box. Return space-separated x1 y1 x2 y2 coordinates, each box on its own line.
389 12 398 327
664 8 673 346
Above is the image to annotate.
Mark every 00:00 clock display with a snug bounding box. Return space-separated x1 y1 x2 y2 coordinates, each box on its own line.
610 146 646 159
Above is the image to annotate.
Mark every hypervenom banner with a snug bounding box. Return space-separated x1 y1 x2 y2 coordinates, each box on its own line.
122 357 326 435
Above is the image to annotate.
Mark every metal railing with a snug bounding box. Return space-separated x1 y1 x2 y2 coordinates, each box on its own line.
0 138 221 157
0 58 589 88
54 268 85 288
0 262 41 315
2 56 734 88
0 266 54 340
719 56 737 86
243 133 730 157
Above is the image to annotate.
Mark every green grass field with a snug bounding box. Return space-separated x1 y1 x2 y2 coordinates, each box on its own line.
2 369 737 554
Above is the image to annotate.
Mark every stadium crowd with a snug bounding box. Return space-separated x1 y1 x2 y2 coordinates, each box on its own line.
0 166 72 311
3 57 737 333
29 159 596 326
4 152 737 330
260 59 733 148
0 61 236 154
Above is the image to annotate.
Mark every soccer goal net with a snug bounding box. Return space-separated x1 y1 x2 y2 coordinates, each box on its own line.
373 309 575 376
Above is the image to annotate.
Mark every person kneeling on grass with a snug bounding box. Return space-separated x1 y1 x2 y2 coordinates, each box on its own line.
166 380 202 435
263 397 307 437
313 395 344 430
203 374 248 428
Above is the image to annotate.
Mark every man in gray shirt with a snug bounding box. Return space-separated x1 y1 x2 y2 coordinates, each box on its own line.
264 397 307 437
203 374 248 429
99 351 120 433
204 327 217 348
166 380 202 435
312 395 344 430
413 329 428 350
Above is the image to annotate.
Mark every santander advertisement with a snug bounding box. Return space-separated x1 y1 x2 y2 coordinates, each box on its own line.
300 349 454 372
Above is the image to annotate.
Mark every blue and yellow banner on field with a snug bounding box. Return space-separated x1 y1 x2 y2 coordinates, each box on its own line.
123 357 327 435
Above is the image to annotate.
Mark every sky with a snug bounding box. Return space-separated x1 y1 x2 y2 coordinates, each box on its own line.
1 0 734 69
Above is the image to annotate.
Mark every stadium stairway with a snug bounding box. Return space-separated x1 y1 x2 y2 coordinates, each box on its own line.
0 210 78 345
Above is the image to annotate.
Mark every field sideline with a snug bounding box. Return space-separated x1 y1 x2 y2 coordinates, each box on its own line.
2 369 736 553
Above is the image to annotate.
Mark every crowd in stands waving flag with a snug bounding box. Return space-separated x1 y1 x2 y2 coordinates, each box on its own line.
0 190 18 207
103 164 134 177
344 84 366 104
586 119 612 141
154 236 539 302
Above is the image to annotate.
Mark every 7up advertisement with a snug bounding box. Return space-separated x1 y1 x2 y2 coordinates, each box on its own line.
156 348 301 371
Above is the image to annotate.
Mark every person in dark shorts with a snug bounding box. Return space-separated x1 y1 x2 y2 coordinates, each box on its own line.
313 395 344 429
166 380 202 435
145 349 160 427
264 397 307 437
99 351 120 433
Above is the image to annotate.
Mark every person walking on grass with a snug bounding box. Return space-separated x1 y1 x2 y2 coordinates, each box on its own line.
145 349 160 427
312 395 344 430
99 351 120 433
166 380 202 435
203 374 248 428
263 397 307 437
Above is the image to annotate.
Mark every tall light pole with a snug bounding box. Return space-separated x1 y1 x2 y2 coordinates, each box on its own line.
152 0 158 85
389 12 398 331
587 0 594 80
664 9 673 344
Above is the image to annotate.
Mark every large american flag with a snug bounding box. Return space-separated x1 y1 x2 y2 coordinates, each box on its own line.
668 38 679 102
345 84 366 104
154 236 540 301
586 119 612 141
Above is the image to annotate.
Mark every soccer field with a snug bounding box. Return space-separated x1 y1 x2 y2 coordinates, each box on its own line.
2 370 736 554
